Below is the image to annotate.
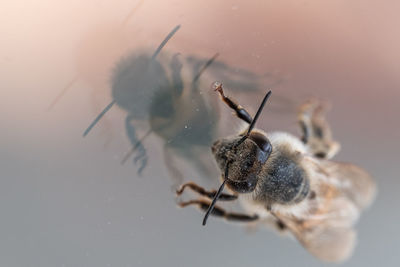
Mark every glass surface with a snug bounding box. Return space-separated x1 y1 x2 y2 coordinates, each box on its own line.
1 1 399 266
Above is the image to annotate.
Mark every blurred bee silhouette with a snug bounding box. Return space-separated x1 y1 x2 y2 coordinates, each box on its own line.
177 83 376 262
47 1 146 147
82 25 280 185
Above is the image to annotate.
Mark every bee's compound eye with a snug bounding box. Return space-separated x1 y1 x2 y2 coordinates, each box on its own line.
261 141 272 154
249 132 272 154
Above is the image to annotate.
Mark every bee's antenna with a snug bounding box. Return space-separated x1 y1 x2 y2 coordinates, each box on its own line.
152 25 181 60
192 53 219 83
82 100 116 137
202 179 227 226
248 90 272 134
237 90 272 146
202 162 230 226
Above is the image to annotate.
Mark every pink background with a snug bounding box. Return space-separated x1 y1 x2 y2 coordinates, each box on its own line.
1 0 399 266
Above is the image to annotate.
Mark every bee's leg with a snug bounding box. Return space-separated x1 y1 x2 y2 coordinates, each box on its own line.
176 182 238 201
120 128 152 166
178 199 259 222
125 114 148 175
213 82 253 124
133 148 147 175
298 100 340 159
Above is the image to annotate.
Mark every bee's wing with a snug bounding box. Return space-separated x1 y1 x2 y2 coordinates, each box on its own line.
320 161 376 209
295 224 356 262
275 160 375 262
279 195 358 262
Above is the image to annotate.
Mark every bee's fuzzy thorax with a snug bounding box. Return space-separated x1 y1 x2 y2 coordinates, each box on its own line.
251 131 311 206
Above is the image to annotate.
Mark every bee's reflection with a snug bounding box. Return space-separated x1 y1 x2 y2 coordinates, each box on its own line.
84 26 280 186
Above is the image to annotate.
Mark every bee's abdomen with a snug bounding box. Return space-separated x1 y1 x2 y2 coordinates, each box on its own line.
259 154 309 204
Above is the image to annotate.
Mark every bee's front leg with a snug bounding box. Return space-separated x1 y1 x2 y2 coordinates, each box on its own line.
298 99 340 159
213 82 253 124
123 114 148 175
178 199 259 223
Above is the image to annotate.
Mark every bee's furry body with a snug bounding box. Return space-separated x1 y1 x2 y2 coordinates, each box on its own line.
237 130 373 261
177 88 376 262
239 132 311 217
239 131 361 222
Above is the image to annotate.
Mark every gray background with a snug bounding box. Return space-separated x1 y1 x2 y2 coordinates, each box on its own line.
1 0 399 266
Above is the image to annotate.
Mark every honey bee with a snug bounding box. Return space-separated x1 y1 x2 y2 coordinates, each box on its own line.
176 83 376 262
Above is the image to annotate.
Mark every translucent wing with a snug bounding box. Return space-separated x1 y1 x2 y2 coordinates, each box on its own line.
273 158 376 262
295 225 356 262
319 160 376 209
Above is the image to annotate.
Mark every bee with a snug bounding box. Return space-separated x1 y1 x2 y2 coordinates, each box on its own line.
176 83 376 262
82 26 276 183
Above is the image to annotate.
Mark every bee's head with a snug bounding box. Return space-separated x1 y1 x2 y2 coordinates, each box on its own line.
211 131 272 193
202 89 272 226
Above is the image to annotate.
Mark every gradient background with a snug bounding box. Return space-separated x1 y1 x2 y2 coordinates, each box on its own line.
1 0 399 266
